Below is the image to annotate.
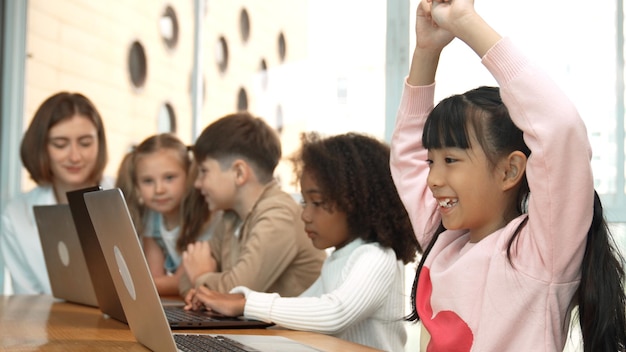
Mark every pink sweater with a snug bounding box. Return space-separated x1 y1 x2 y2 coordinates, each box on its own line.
390 38 593 351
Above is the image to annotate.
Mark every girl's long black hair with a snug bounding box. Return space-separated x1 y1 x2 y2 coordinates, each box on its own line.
577 191 625 351
407 86 626 352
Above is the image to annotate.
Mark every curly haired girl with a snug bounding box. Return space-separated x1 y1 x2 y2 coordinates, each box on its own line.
184 132 421 351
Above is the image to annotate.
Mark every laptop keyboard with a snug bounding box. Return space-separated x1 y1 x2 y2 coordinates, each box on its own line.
165 306 241 323
174 334 258 352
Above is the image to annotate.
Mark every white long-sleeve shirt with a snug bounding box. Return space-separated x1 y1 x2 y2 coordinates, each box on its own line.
231 238 407 352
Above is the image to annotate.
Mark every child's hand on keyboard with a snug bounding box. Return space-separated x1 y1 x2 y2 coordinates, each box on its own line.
186 286 246 317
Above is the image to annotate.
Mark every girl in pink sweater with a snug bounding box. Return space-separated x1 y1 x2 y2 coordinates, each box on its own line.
390 0 626 351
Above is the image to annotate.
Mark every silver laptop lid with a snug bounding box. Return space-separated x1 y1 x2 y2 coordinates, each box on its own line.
67 186 127 324
84 188 178 352
85 188 323 352
33 204 99 307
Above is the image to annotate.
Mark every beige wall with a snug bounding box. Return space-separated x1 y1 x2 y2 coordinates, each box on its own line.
23 0 308 191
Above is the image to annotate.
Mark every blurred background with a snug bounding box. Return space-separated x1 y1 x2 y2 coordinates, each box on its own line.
1 1 624 350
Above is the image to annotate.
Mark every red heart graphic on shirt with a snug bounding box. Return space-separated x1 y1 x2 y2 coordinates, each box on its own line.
416 267 474 351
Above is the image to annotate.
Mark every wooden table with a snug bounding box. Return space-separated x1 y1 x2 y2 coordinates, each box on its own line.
0 295 381 351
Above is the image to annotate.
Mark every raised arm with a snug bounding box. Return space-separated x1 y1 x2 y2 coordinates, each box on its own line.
427 0 501 59
390 0 454 245
431 0 593 275
409 0 454 86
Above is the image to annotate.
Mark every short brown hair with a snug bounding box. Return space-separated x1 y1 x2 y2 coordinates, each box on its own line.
20 92 108 185
193 112 281 183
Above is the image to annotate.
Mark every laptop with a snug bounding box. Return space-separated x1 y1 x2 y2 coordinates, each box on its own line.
66 186 127 324
82 188 272 327
84 188 322 352
33 204 99 307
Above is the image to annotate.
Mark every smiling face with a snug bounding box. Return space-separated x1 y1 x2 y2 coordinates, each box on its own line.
135 149 188 222
426 137 509 242
47 114 99 191
194 157 237 212
299 170 351 250
422 87 529 243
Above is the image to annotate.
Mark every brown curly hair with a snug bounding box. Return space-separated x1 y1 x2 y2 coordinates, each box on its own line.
290 132 421 264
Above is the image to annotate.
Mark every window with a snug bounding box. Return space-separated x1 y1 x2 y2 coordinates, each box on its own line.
216 36 229 73
277 32 286 62
259 59 268 90
159 5 179 50
237 87 248 111
240 8 250 43
157 102 177 133
128 40 147 89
